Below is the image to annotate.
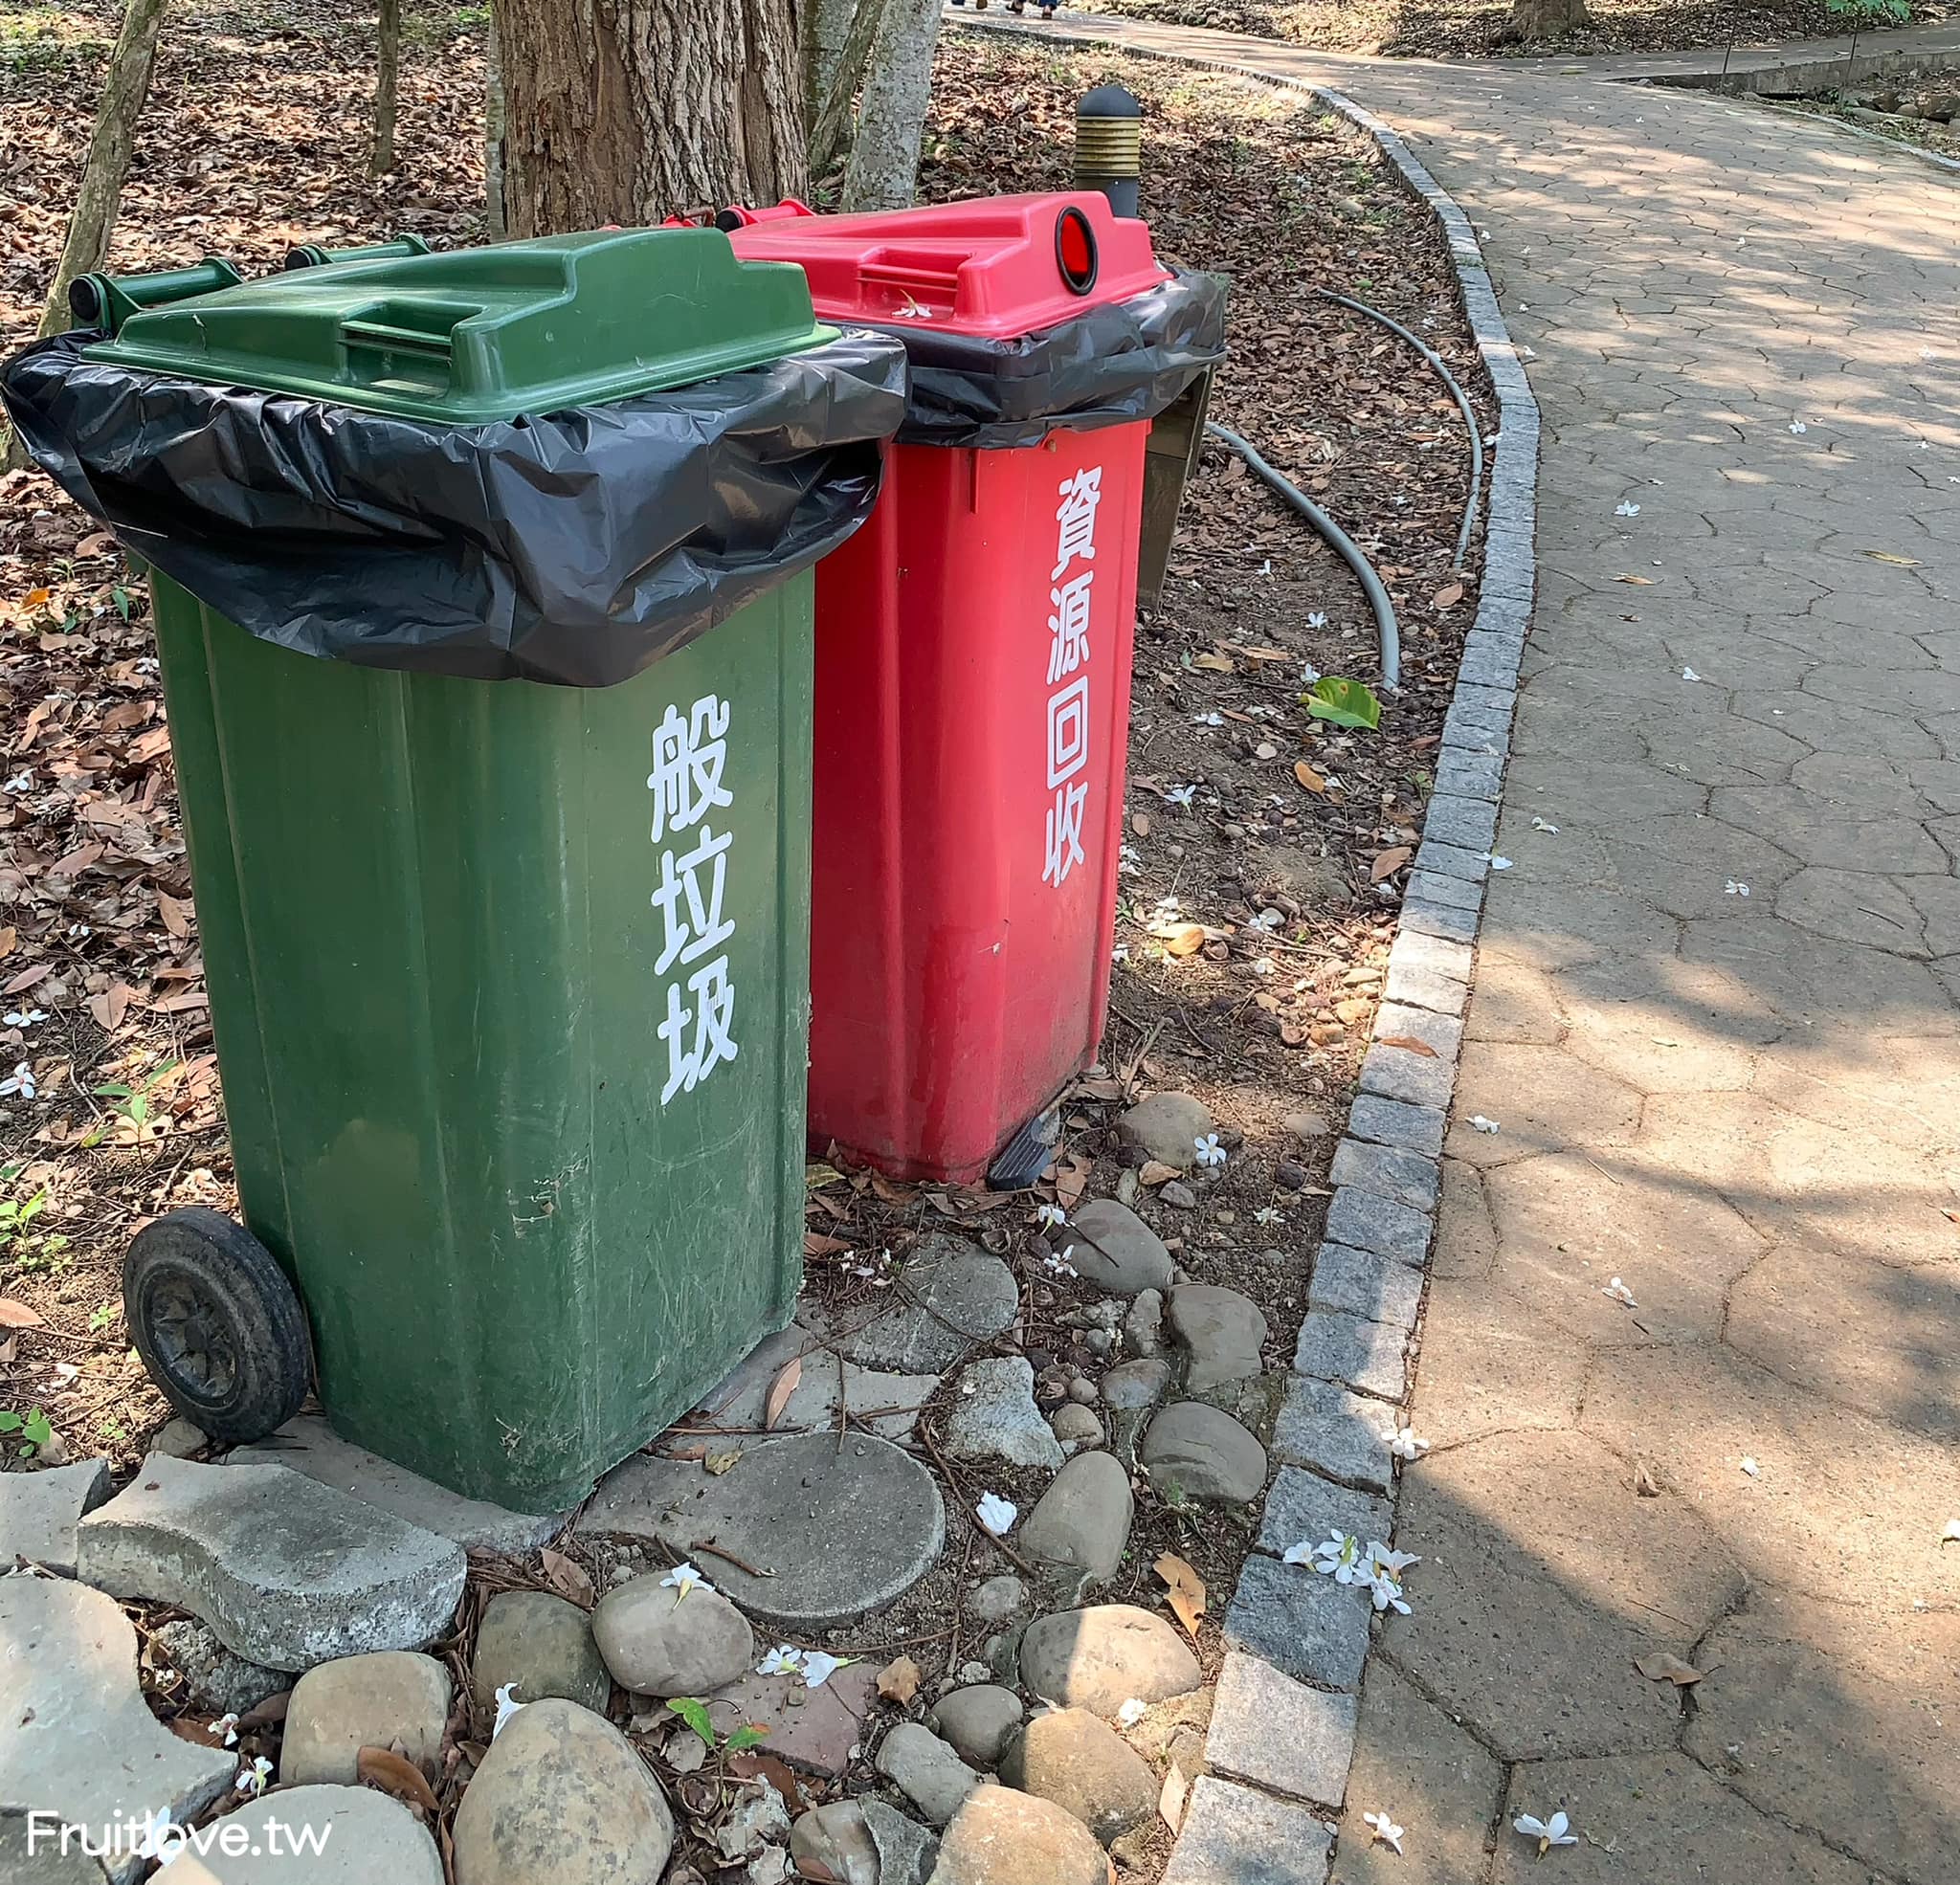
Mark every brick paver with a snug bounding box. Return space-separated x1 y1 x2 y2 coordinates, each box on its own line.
969 13 1960 1877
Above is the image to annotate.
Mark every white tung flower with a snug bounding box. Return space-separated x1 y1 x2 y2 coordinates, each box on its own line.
0 1063 35 1100
1289 1531 1365 1584
1306 611 1328 631
1939 1519 1960 1543
1253 1206 1282 1226
1117 1697 1148 1728
1600 1276 1637 1308
975 1492 1017 1537
758 1645 804 1677
1192 712 1224 728
1118 843 1142 876
1164 784 1198 809
3 1009 46 1030
1740 1455 1760 1477
1725 879 1750 898
1789 419 1807 434
1383 1425 1430 1462
1193 1133 1227 1169
800 1650 845 1690
235 1756 273 1798
1363 1810 1405 1853
1043 1252 1079 1278
211 1712 240 1748
1485 854 1513 871
1615 500 1641 517
661 1561 714 1601
1682 667 1702 682
1513 1808 1578 1853
1365 1541 1421 1615
1531 816 1558 833
1469 1116 1502 1134
1035 1202 1068 1230
493 1682 524 1737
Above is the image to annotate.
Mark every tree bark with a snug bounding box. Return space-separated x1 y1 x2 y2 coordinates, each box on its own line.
804 0 858 127
1507 0 1591 37
838 0 941 211
34 0 169 340
370 0 401 175
495 0 806 233
483 5 507 238
809 0 890 179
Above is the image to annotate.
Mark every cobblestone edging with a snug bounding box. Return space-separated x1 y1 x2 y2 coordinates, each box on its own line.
958 23 1540 1875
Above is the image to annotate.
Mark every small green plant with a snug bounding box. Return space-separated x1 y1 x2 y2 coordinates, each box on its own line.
0 1184 48 1253
0 1408 55 1458
84 1060 181 1147
664 1696 769 1755
1825 0 1911 21
87 1298 117 1335
1300 676 1383 730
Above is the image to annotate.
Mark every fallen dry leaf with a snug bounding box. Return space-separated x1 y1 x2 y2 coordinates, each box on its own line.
1633 1460 1663 1497
1162 923 1207 958
764 1356 803 1431
1159 1760 1190 1832
1192 649 1235 673
1377 1034 1439 1058
1430 580 1464 609
1370 845 1413 882
1865 549 1920 566
1634 1652 1704 1686
1613 572 1657 585
357 1745 439 1814
538 1546 594 1609
1155 1552 1207 1639
1129 810 1150 837
705 1448 744 1475
3 965 50 997
1294 759 1327 794
877 1655 922 1703
0 1297 46 1329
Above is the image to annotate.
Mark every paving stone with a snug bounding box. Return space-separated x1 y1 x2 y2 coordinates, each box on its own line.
1060 1198 1175 1295
1394 928 1475 984
1018 1605 1200 1715
471 1589 610 1715
1490 1752 1866 1885
0 1576 234 1885
929 1785 1108 1885
1308 1242 1424 1332
999 1707 1156 1845
1255 1464 1393 1562
1421 793 1501 854
184 1785 444 1883
1448 1041 1641 1169
1413 838 1491 882
1461 953 1564 1045
1382 1430 1746 1760
1329 1137 1441 1212
452 1698 674 1885
1348 1092 1447 1159
944 1356 1065 1471
1325 1186 1433 1267
1161 1775 1336 1885
229 1415 564 1552
1581 1343 1960 1605
1116 1091 1215 1169
1683 1589 1958 1885
1017 1451 1133 1589
1408 1274 1586 1444
578 1431 945 1629
1204 1651 1356 1809
1293 1310 1410 1403
1336 1660 1504 1885
1405 866 1483 911
1370 1000 1462 1063
1223 1551 1372 1693
705 1658 880 1778
76 1455 466 1673
1269 1375 1394 1494
1139 1401 1268 1504
1432 1155 1497 1281
692 1324 939 1442
1399 897 1480 944
0 1457 109 1575
834 1239 1017 1372
280 1651 452 1785
1383 964 1467 1026
1165 1283 1268 1389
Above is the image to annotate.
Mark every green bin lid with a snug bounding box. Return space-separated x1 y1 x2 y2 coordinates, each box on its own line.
81 229 836 424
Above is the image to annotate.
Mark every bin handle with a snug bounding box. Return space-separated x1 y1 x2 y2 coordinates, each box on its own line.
69 258 244 335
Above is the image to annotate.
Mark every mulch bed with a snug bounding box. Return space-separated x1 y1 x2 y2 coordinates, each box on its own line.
3 11 1491 1876
1068 0 1949 61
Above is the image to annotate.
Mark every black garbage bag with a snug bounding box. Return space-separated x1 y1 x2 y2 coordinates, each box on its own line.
1 327 909 687
887 268 1227 450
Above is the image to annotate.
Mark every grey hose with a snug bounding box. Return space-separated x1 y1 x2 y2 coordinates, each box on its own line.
1204 420 1400 690
1319 288 1483 571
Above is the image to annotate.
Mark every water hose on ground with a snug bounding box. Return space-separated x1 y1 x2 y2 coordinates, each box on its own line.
1319 288 1484 572
1203 420 1402 691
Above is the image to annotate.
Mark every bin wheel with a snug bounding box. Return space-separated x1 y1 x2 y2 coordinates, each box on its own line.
125 1209 311 1445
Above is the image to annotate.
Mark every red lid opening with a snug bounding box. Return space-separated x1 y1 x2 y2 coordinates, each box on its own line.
1055 207 1098 296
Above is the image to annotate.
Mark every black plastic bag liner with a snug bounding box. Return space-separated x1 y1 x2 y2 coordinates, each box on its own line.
1 327 909 688
885 268 1227 451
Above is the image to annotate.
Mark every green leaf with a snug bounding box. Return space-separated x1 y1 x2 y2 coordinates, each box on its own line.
665 1696 714 1746
1300 676 1382 730
0 1412 20 1434
724 1724 770 1753
22 1410 51 1449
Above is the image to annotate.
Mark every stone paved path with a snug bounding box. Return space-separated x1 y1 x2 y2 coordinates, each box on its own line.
974 13 1960 1878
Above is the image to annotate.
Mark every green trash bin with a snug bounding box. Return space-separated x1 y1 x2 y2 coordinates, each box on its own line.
2 233 906 1509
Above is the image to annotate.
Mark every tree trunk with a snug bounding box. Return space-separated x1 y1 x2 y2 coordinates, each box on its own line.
804 0 858 126
370 0 401 176
1507 0 1590 37
483 6 507 238
838 0 941 211
495 0 806 233
809 0 890 178
34 0 169 340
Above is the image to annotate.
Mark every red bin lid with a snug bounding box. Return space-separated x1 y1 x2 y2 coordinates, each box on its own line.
724 192 1168 342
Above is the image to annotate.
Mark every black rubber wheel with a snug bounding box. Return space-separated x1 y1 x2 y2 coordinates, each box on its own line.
124 1209 311 1444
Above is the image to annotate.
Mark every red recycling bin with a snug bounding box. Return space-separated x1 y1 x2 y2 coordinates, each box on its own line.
730 194 1217 1185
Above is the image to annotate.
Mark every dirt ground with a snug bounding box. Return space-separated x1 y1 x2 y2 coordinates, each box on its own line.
1 11 1489 1874
1068 0 1949 60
